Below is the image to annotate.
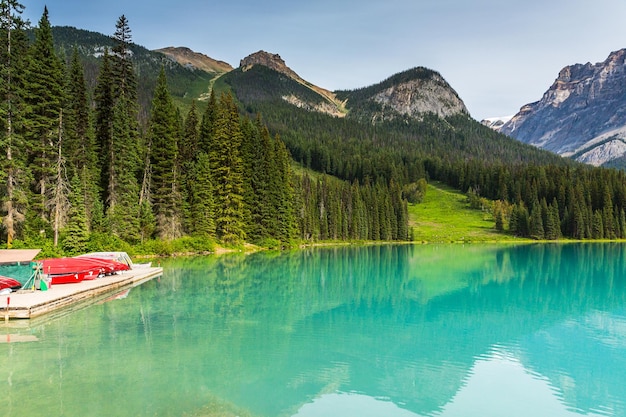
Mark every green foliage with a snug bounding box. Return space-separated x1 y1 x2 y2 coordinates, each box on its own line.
148 68 183 239
403 178 428 203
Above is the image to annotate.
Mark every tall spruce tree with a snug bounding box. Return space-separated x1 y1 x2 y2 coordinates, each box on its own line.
211 93 245 244
63 174 88 254
65 47 100 232
180 101 199 234
23 7 65 228
106 92 140 242
111 15 137 105
199 89 217 153
0 0 29 245
94 48 114 203
190 152 215 238
148 68 182 240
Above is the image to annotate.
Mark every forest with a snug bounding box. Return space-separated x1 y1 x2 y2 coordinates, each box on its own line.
0 3 408 256
223 63 626 241
3 2 626 257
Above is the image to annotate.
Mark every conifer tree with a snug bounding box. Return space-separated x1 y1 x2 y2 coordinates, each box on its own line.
0 0 29 245
274 135 297 242
190 152 215 238
199 89 217 153
65 47 100 232
94 47 114 196
63 174 88 254
179 101 200 234
106 93 141 242
148 68 182 240
211 93 246 244
22 7 66 227
111 15 137 105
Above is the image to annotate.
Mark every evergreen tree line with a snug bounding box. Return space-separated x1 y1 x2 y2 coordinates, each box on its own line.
227 67 626 240
449 161 626 240
0 4 408 252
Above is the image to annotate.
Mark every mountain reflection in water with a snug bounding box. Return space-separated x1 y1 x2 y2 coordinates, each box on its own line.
0 244 624 417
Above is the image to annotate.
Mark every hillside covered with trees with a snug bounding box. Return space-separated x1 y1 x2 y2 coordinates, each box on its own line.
4 2 626 255
0 3 407 255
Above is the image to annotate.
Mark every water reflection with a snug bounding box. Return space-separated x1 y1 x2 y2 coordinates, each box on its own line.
0 244 625 417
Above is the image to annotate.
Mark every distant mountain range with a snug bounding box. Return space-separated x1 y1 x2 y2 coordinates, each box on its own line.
485 49 626 169
51 25 565 173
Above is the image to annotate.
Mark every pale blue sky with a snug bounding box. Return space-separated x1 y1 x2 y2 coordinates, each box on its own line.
22 0 626 120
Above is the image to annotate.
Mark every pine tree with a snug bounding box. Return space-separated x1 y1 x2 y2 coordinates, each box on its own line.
106 93 140 242
190 152 215 238
65 47 99 232
211 93 246 244
0 0 29 245
94 48 114 202
22 6 65 228
529 204 545 240
199 89 217 153
148 68 182 240
274 135 297 242
63 174 88 254
111 15 137 105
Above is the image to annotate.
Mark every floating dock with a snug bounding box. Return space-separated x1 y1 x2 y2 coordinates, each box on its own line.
1 267 163 320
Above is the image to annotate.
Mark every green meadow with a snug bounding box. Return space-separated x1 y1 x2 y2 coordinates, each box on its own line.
409 182 521 243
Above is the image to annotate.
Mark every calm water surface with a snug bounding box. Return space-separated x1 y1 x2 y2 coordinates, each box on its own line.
1 244 625 417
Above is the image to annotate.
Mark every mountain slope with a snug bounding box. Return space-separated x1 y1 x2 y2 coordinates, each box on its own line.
499 49 626 167
219 52 570 189
156 46 233 74
50 26 218 117
337 67 469 123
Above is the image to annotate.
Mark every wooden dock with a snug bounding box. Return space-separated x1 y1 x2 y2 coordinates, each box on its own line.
0 267 163 320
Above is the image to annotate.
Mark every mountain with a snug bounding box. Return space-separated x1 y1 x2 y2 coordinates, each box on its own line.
481 115 512 131
498 49 626 167
155 46 233 75
220 50 567 183
232 50 348 117
49 26 220 119
225 51 469 124
336 66 469 123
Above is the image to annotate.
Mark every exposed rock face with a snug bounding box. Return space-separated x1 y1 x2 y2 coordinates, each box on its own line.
481 116 512 131
372 73 468 119
156 46 233 74
239 51 347 117
240 51 299 80
499 49 626 166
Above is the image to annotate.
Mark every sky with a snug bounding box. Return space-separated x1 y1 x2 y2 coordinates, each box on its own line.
21 0 626 120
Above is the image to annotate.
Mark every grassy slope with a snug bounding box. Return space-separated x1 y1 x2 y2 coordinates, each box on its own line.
409 182 520 243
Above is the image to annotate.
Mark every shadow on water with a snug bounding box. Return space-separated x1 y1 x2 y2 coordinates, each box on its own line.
0 243 625 417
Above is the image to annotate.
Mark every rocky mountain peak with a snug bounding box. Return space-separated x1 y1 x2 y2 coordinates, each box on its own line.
499 48 626 166
156 46 233 74
239 50 347 118
372 71 468 119
240 50 300 80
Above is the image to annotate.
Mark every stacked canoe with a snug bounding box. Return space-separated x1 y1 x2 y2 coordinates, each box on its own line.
41 255 131 285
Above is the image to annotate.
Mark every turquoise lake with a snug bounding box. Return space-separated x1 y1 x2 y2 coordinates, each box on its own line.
0 244 625 416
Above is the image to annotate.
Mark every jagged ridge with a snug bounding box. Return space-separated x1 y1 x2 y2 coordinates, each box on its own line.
499 49 626 166
156 46 233 74
240 51 347 117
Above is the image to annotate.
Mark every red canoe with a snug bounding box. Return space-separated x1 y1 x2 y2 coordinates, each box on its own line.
48 269 100 285
74 256 130 274
0 276 22 291
41 258 104 284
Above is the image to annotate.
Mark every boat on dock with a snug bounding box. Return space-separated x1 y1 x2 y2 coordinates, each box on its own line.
41 257 120 285
0 276 22 291
77 251 150 269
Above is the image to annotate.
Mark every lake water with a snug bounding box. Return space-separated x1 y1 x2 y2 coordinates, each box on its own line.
0 244 625 417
